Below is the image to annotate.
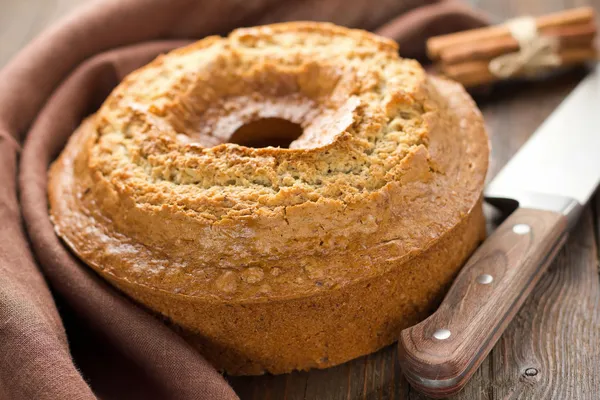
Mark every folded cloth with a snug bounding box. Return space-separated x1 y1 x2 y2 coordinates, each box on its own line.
0 1 487 399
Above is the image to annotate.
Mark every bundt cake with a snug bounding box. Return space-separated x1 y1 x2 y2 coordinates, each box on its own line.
48 22 489 375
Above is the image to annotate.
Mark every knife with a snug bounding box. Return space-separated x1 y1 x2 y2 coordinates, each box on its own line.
398 64 600 398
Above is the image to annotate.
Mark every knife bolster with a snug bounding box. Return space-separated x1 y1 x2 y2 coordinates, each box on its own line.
485 190 582 228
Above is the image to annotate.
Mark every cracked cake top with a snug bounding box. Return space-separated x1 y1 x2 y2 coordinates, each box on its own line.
48 22 488 302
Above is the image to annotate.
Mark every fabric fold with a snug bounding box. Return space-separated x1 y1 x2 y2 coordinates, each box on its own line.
0 1 488 398
20 42 237 400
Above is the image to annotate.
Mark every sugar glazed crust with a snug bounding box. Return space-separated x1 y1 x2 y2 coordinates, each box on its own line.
48 22 489 375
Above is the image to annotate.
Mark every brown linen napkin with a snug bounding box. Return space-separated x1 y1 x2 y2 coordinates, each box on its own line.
0 1 488 399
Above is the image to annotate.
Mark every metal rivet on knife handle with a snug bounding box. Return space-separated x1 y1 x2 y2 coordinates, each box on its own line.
399 64 598 399
433 329 451 340
512 223 531 235
398 209 568 398
476 274 493 284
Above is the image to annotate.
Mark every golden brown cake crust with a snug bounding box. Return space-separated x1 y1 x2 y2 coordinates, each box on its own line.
48 22 489 374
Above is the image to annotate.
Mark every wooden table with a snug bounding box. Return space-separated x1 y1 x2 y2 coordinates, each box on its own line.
2 0 599 399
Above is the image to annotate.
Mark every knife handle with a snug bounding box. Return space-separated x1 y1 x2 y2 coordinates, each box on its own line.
398 207 569 398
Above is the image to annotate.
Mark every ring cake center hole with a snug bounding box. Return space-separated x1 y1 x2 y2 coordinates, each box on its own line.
229 117 303 148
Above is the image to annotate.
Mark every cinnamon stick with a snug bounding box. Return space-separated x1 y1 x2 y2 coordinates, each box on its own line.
443 47 599 87
428 7 595 60
439 23 597 65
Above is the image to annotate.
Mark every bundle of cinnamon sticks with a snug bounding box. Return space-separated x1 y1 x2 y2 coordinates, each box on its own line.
428 7 598 87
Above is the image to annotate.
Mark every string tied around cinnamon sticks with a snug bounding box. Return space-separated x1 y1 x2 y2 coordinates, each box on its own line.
427 7 598 88
489 17 561 78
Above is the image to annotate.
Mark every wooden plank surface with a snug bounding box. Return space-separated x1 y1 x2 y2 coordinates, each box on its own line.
1 1 599 399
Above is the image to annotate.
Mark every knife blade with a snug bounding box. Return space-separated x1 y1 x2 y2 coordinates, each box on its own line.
398 64 600 398
487 63 600 214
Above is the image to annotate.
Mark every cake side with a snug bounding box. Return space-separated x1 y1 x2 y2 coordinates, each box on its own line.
48 22 489 374
112 196 485 375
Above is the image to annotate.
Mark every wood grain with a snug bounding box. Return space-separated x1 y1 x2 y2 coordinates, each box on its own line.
399 208 568 398
489 207 600 399
1 0 599 399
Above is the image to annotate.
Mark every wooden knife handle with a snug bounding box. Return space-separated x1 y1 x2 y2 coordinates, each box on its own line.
398 207 569 398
